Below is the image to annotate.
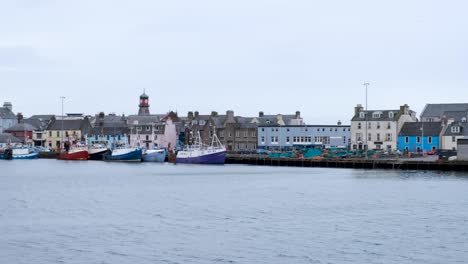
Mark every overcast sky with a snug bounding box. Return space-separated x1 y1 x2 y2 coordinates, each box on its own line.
1 0 467 124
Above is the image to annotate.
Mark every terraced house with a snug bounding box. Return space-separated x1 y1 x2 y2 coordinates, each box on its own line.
351 104 417 151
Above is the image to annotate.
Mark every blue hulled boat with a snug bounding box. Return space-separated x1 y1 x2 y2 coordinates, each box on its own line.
104 146 142 162
142 147 166 162
1 146 39 160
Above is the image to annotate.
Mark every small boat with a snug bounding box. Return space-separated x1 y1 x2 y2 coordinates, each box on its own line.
1 145 38 160
142 147 166 162
58 143 89 160
176 129 226 165
88 143 109 160
104 146 142 162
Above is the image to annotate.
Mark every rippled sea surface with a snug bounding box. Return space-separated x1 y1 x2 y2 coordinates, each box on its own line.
1 160 468 264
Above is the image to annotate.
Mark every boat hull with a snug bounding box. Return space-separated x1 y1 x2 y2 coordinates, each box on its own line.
176 150 226 165
89 149 109 160
12 152 39 160
58 150 89 160
142 150 166 162
105 149 142 162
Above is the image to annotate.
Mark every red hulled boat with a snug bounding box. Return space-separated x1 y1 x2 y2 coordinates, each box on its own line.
58 143 89 160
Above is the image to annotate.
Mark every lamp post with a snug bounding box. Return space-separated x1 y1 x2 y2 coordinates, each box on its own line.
363 82 370 159
421 122 424 155
60 96 65 150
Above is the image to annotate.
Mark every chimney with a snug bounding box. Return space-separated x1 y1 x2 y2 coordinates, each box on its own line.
355 104 364 116
98 112 105 127
400 104 409 115
259 111 264 117
3 102 12 112
211 111 218 117
295 111 301 119
194 111 199 118
188 111 194 120
337 120 342 126
17 113 23 124
226 110 235 123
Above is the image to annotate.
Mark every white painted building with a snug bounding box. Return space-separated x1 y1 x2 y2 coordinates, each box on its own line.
350 104 417 151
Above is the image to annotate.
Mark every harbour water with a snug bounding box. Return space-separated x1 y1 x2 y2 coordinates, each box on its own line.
1 160 468 264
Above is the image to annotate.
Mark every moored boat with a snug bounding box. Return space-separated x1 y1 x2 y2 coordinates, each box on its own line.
58 143 89 160
176 129 226 165
104 146 142 162
0 145 38 160
88 143 109 160
142 147 166 162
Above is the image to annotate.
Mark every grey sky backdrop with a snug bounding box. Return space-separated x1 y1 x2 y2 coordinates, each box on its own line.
1 0 467 124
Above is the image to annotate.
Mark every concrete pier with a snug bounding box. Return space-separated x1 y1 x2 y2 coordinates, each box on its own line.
226 155 468 172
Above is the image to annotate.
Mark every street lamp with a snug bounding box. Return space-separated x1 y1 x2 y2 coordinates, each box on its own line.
363 82 370 159
60 96 65 149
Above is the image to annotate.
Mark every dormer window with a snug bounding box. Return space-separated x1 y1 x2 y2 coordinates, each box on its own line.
451 126 460 133
462 117 467 123
372 112 382 118
389 112 394 118
359 112 365 118
266 120 271 124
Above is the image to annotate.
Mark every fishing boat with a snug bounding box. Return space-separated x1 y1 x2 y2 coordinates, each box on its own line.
0 145 38 160
176 129 226 165
88 143 109 160
142 147 166 162
58 142 89 160
104 143 142 162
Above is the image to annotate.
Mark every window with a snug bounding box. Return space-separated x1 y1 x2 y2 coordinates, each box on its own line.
286 137 290 143
368 133 372 141
322 128 325 132
235 131 240 137
271 128 274 132
386 133 392 141
261 128 264 132
210 131 214 137
387 122 391 129
287 128 290 132
335 128 337 132
405 136 409 144
251 131 256 137
244 130 248 137
356 133 362 142
373 112 381 118
368 122 371 129
376 133 381 141
330 128 333 131
56 131 60 137
451 126 460 133
49 131 52 137
359 112 365 118
377 122 381 129
261 136 265 143
146 135 149 140
428 136 432 144
358 123 362 129
305 129 308 132
146 126 151 131
343 136 347 144
416 136 421 143
462 117 467 123
389 112 394 118
452 136 456 142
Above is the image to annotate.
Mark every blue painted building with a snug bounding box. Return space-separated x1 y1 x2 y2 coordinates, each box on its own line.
398 122 442 153
86 113 130 148
258 122 351 150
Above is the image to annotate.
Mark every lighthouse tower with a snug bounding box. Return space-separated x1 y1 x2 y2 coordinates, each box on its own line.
138 91 150 116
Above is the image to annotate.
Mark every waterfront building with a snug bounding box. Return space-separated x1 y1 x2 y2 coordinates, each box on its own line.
0 102 17 133
127 92 179 149
257 121 351 150
440 121 468 151
350 104 417 151
4 114 36 145
397 122 442 153
27 115 56 147
420 103 468 122
0 133 21 148
87 112 130 148
457 139 468 161
44 114 92 149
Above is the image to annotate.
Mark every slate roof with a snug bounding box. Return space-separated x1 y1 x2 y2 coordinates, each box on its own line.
444 122 468 136
441 111 468 122
127 114 164 125
0 133 22 143
47 119 87 130
4 123 38 132
0 107 15 119
421 104 468 118
351 110 401 122
89 114 130 135
29 115 55 121
399 122 443 136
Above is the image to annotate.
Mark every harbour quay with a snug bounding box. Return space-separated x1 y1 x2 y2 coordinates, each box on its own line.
226 154 468 172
